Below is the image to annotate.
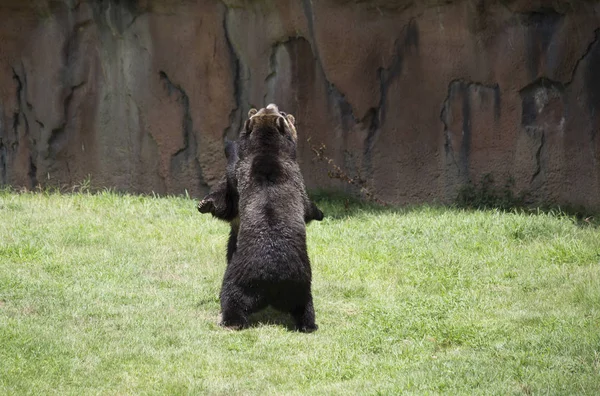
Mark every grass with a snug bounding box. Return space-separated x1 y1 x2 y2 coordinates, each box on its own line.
0 189 599 395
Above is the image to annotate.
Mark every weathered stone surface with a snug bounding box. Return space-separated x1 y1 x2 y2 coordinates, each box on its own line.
0 0 599 209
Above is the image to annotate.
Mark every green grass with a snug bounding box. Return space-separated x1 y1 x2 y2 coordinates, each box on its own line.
1 189 599 395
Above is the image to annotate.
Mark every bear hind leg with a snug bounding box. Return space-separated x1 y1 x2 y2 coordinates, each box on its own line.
219 284 265 330
291 295 318 333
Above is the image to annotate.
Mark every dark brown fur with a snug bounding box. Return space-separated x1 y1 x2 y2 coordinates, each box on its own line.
218 104 320 331
197 108 322 265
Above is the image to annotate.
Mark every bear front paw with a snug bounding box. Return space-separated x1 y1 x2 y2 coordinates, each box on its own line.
298 323 318 333
197 198 215 214
314 209 324 221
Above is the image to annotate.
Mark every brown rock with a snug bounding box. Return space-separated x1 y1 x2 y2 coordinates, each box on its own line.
0 0 599 210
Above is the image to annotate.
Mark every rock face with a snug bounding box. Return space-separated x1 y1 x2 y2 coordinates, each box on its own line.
1 0 599 209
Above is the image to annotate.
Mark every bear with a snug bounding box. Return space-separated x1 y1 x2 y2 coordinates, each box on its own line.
197 108 323 265
218 104 320 332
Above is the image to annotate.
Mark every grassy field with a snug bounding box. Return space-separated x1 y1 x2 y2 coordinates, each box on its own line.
0 189 599 395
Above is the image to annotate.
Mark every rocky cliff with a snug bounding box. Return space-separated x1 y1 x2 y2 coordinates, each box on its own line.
1 0 599 209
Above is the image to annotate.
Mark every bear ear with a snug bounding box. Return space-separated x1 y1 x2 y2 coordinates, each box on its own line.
244 118 254 135
285 114 298 142
276 116 287 135
248 108 258 118
285 114 295 126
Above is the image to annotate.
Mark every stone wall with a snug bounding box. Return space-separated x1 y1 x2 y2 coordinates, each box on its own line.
1 0 599 209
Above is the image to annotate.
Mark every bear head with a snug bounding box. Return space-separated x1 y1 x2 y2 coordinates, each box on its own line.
246 103 297 142
239 104 298 160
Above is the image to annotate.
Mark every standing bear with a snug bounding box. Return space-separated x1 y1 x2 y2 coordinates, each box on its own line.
217 104 321 332
198 109 323 265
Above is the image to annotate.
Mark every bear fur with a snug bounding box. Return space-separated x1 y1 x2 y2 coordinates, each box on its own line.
197 108 322 265
218 104 320 332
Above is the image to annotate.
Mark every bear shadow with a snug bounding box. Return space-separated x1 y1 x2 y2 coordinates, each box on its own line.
247 306 298 331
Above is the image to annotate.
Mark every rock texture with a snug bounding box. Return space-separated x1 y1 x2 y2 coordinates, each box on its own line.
1 0 599 209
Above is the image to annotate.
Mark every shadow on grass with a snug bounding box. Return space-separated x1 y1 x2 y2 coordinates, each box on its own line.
308 190 405 220
197 301 299 331
309 189 600 227
247 307 298 331
453 174 600 228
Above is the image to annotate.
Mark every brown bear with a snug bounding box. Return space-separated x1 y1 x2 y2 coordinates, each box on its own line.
197 107 322 265
216 104 321 331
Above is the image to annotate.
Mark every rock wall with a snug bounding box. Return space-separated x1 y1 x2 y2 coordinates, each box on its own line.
1 0 599 209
